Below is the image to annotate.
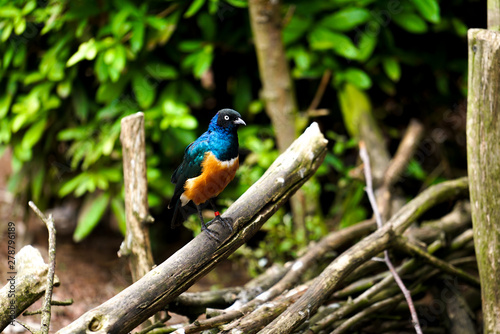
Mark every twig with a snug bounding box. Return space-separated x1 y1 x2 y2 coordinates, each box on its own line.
15 319 39 333
358 142 423 334
134 314 171 334
394 236 480 287
307 69 332 113
23 300 74 316
331 293 405 334
220 284 309 334
382 119 425 187
28 201 57 334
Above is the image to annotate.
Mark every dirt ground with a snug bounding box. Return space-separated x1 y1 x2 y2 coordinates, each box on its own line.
0 213 249 333
0 151 250 333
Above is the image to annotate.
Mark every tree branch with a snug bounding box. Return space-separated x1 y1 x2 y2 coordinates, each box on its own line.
28 201 57 334
56 122 328 334
359 142 422 334
257 177 468 333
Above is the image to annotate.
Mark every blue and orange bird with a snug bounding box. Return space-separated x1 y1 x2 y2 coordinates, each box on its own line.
168 109 246 240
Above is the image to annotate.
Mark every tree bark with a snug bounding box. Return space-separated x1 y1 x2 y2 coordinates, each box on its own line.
118 112 155 282
55 122 328 334
467 28 500 334
248 0 309 235
248 0 297 152
488 0 500 31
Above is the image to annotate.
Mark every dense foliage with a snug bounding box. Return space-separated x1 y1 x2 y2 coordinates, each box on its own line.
0 0 478 267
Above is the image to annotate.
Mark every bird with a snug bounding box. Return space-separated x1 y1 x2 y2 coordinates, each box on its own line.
168 109 246 240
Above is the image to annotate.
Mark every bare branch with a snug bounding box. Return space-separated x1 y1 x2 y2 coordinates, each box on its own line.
28 201 57 334
359 142 423 334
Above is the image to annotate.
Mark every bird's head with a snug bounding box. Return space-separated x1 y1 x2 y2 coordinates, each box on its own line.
211 109 246 132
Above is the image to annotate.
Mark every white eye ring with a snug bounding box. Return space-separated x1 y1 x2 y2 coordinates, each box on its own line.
224 115 230 120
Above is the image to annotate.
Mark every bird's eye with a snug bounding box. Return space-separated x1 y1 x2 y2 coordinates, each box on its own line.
224 115 230 121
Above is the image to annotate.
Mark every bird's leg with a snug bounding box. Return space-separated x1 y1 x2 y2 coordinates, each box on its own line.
196 205 220 242
208 199 233 232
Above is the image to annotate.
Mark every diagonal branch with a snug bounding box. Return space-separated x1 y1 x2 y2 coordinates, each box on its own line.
56 122 328 334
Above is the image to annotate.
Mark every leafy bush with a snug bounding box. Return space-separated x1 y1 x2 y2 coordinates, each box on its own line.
0 0 473 258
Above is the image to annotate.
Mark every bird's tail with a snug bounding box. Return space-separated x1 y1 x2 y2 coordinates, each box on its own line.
170 199 197 229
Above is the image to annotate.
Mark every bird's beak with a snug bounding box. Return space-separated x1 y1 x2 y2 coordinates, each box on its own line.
233 118 246 126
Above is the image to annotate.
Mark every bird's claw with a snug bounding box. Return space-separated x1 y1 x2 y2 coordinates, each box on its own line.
201 223 221 242
206 216 234 233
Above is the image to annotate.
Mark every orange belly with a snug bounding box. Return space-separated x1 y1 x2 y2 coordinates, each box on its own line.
181 152 239 206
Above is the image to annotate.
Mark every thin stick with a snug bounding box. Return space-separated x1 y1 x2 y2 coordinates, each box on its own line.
28 201 57 334
359 142 423 334
307 69 332 112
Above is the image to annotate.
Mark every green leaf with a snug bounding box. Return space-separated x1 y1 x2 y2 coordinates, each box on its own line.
224 0 247 8
319 7 370 32
96 75 129 103
11 113 30 133
3 44 14 69
179 40 203 52
21 118 47 150
283 15 312 45
111 197 127 236
57 79 72 98
1 23 13 42
59 174 85 197
393 13 428 33
21 0 36 15
406 159 426 180
0 94 12 119
193 45 213 78
111 9 132 37
145 63 178 80
197 12 216 40
66 38 98 67
452 18 467 37
309 27 359 59
0 6 21 18
184 0 206 18
382 57 401 82
338 83 372 137
132 72 156 109
74 192 110 242
72 84 89 121
130 21 145 53
357 28 378 62
343 68 372 89
410 0 440 23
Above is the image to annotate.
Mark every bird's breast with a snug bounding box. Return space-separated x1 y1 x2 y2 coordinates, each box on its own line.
180 152 239 206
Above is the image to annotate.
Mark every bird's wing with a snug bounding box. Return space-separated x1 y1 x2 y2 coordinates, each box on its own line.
169 133 210 208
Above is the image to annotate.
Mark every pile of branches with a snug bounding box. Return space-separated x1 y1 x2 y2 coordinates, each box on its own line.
157 120 479 334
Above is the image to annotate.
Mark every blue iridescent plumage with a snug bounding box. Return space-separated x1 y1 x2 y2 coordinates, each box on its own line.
168 109 245 240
